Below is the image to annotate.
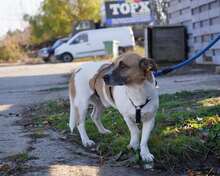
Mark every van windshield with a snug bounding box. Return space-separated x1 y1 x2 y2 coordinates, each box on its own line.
71 34 88 44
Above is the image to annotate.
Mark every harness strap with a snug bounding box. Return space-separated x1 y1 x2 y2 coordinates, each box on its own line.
129 97 151 123
109 86 115 103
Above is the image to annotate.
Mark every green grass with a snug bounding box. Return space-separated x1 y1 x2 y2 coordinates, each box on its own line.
6 152 30 163
2 152 34 176
32 90 220 170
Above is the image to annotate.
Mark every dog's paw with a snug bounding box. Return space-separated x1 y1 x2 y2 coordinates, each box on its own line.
128 142 139 151
140 152 154 162
99 128 112 134
82 139 95 147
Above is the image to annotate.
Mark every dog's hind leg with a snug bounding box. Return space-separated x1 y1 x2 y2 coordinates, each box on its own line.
90 95 111 134
69 98 77 133
76 99 96 147
69 74 77 133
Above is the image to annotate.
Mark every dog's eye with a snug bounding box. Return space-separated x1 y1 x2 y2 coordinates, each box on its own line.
119 62 128 69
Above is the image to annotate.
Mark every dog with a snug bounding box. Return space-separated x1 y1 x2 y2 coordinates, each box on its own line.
68 52 159 162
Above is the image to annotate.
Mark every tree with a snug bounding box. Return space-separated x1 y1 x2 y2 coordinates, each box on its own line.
72 0 101 21
25 0 101 44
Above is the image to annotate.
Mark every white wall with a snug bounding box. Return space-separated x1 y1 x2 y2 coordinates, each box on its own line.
168 0 220 65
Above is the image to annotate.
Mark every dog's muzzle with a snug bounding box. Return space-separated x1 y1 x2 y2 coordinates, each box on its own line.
103 72 126 86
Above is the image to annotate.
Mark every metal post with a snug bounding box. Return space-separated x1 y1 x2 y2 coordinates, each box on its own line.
144 26 149 58
112 40 119 60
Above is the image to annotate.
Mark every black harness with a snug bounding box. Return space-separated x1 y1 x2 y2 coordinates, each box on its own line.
109 86 115 103
129 97 151 123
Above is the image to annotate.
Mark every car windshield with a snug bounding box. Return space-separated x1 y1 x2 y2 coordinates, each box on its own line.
52 38 69 49
71 34 88 44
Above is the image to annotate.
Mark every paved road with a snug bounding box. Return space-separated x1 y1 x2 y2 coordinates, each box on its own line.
0 63 219 176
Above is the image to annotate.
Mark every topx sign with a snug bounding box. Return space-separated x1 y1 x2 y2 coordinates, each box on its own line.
103 0 152 26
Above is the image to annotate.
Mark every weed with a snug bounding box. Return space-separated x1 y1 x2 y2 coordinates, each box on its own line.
6 152 30 163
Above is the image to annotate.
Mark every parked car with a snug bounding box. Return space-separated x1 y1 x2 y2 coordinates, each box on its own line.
38 37 69 62
54 26 135 62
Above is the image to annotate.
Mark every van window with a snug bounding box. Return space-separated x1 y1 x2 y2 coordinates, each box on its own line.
71 34 88 44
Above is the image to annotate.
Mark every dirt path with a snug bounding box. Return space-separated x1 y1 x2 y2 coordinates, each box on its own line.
0 63 219 176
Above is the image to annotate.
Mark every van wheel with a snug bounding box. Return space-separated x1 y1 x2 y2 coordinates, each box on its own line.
43 57 50 63
61 53 73 62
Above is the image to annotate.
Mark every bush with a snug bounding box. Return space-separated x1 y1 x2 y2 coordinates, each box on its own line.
0 30 30 62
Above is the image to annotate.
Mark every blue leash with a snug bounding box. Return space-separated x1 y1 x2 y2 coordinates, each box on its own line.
154 34 220 77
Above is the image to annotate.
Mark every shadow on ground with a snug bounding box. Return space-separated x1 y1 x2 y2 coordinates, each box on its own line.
0 73 158 176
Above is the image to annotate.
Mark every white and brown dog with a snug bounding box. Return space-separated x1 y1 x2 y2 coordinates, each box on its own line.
68 53 159 162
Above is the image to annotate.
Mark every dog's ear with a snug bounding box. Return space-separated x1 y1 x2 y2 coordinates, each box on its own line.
139 58 157 72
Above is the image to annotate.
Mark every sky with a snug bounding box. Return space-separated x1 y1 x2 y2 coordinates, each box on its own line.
0 0 44 37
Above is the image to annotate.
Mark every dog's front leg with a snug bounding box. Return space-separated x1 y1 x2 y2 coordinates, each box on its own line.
124 117 140 150
140 117 155 162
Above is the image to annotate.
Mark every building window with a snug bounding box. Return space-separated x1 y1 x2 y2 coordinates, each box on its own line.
201 4 209 12
208 2 211 10
201 36 204 42
193 23 196 29
213 49 216 56
192 7 199 15
199 6 202 13
209 18 213 25
203 34 210 42
194 37 197 43
200 21 203 28
212 16 220 25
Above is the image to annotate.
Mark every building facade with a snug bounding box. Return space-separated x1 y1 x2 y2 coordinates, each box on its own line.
168 0 220 64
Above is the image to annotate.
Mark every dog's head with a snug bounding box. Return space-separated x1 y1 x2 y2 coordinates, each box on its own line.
103 53 157 86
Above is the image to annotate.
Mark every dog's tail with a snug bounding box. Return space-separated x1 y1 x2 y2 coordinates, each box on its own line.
69 73 77 133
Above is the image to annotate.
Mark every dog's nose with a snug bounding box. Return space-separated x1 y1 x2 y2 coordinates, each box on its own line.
103 74 110 83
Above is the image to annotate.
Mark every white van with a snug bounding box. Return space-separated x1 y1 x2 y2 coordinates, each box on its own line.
54 27 135 62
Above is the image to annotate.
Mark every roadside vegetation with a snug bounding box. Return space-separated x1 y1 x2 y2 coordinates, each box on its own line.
0 0 101 63
0 30 29 63
29 90 220 173
24 0 101 45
